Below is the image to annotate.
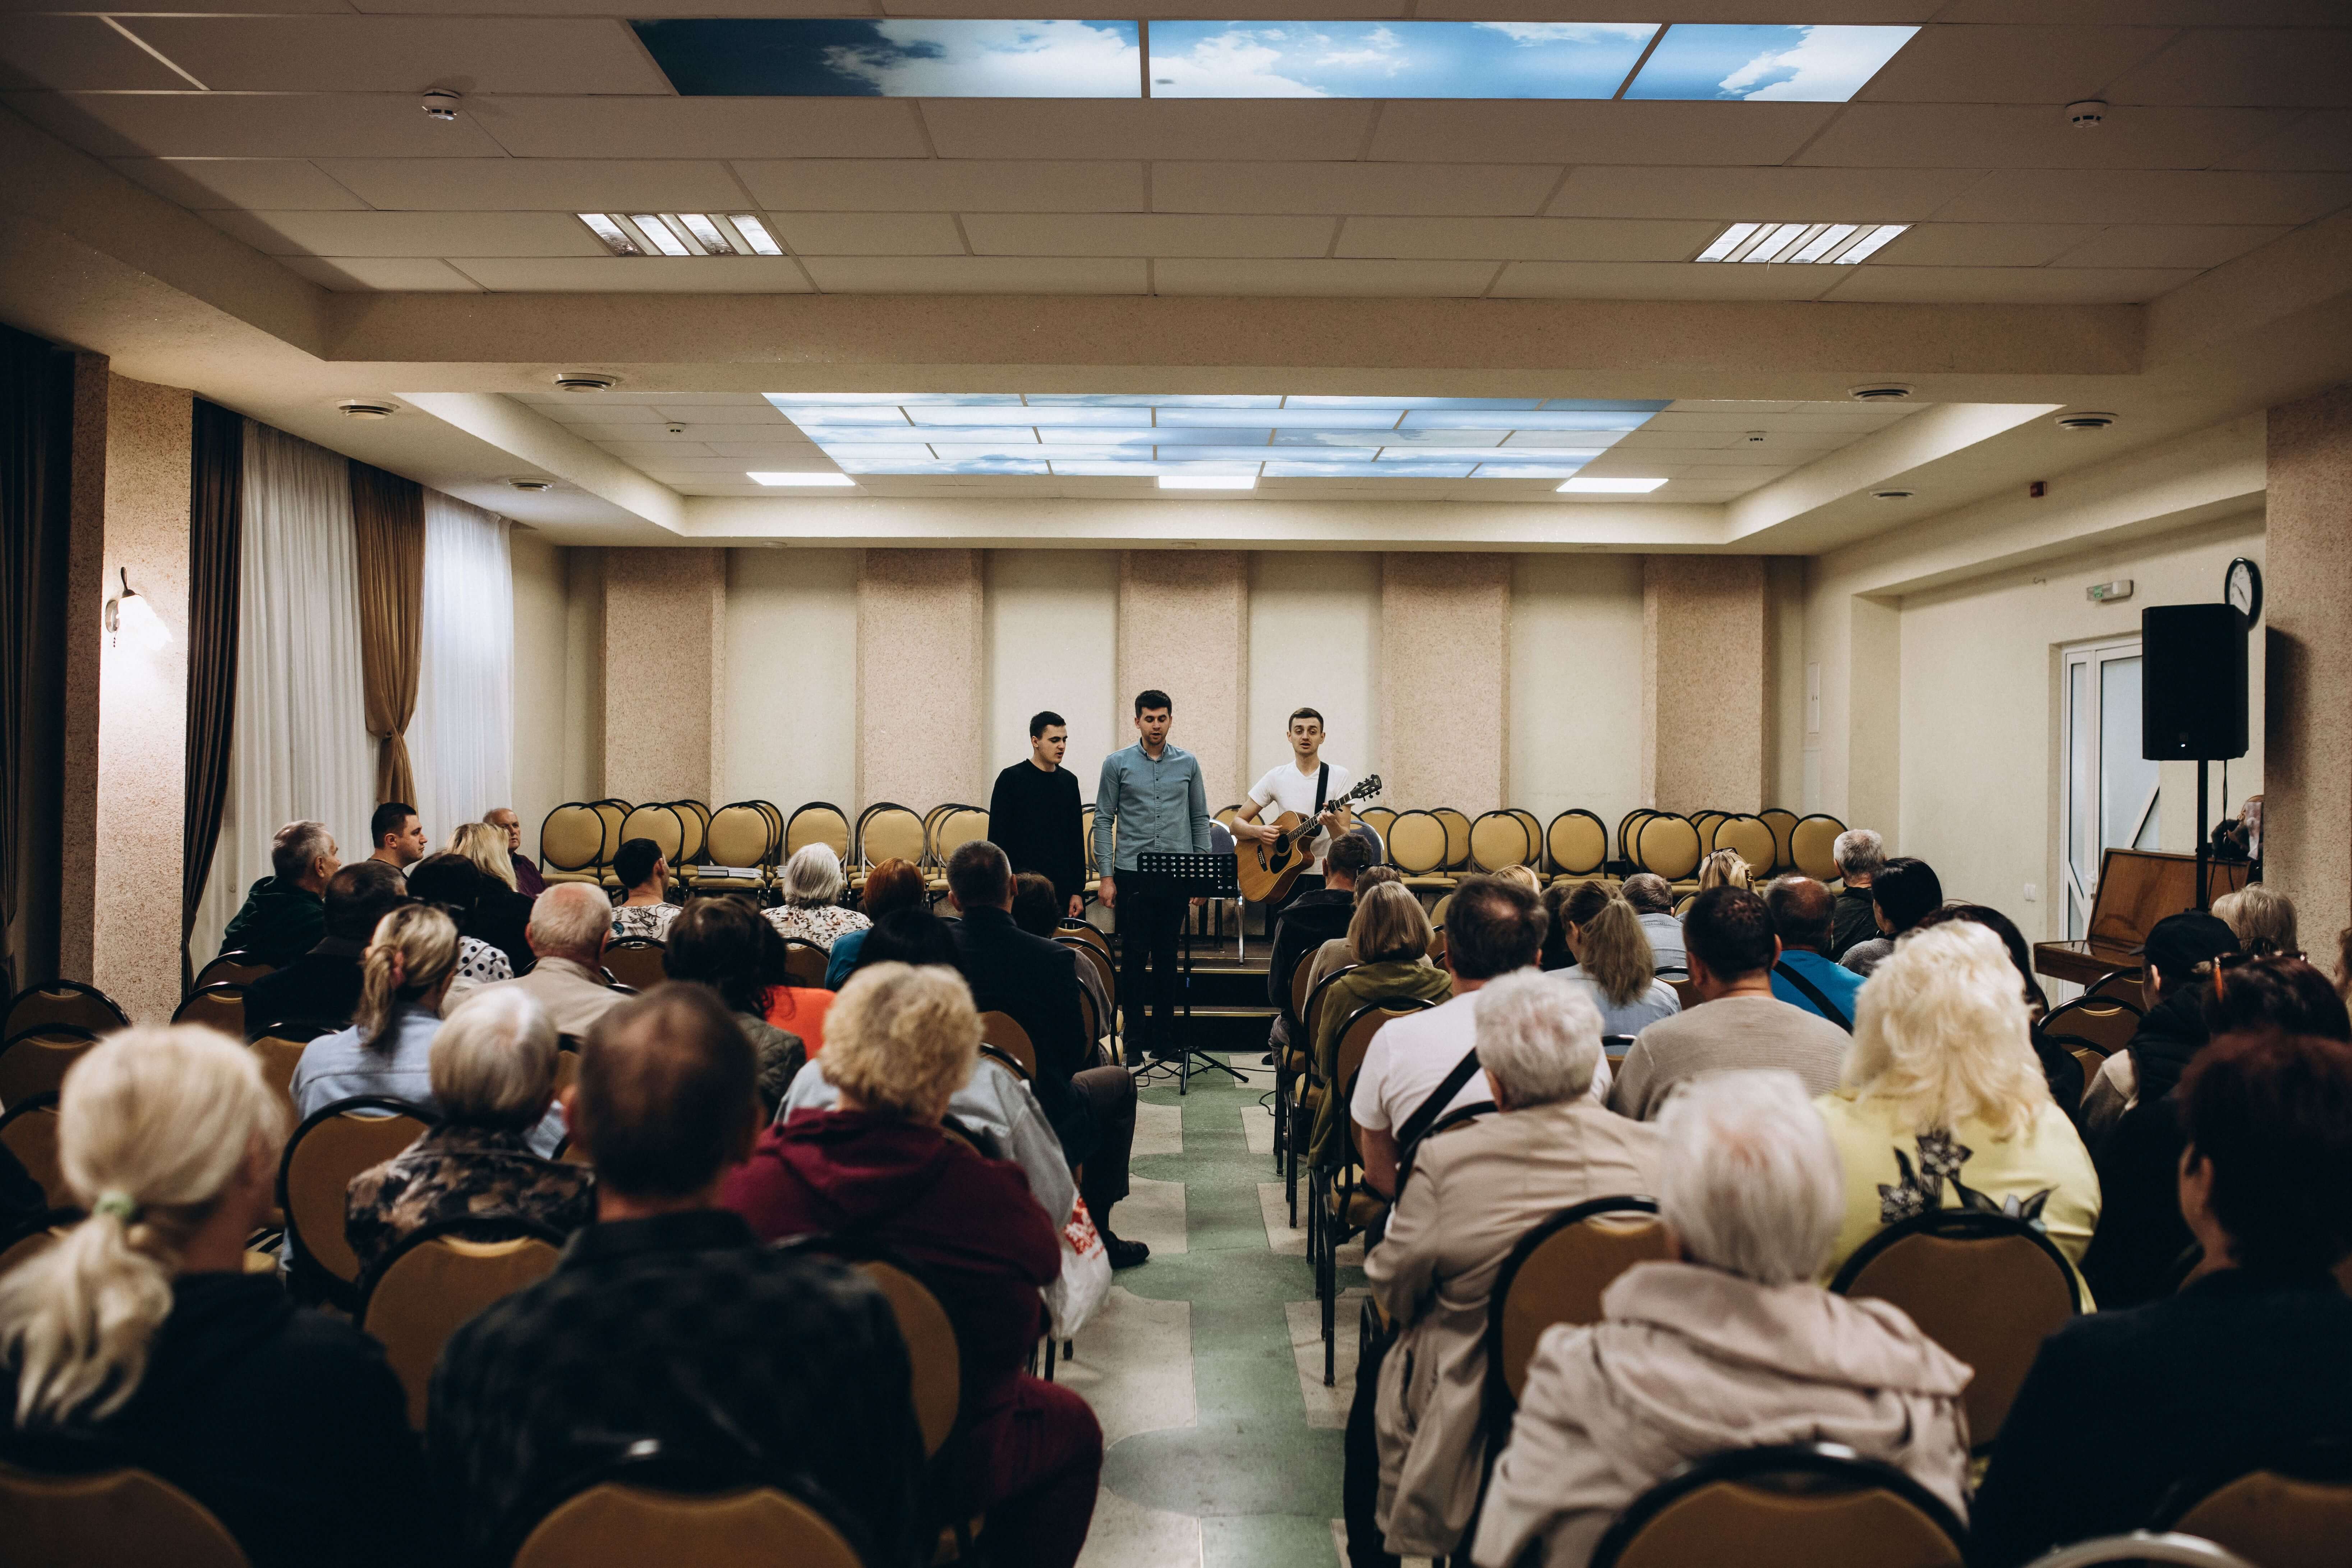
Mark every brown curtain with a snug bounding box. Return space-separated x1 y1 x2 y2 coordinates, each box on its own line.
349 461 424 807
181 398 243 988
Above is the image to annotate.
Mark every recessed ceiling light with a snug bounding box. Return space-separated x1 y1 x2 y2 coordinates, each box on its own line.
676 213 735 254
1697 221 1907 264
1847 383 1915 401
747 471 856 486
1159 474 1256 490
628 213 691 257
577 213 642 256
1557 477 1668 493
731 215 782 256
2055 411 2117 431
337 400 396 420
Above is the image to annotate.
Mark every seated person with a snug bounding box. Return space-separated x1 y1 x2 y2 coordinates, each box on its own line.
1609 887 1849 1121
1267 831 1374 1051
1695 849 1752 893
406 853 515 1002
1838 856 1942 979
1557 895 1680 1039
1972 1028 2352 1567
1307 864 1405 992
345 989 595 1282
1828 828 1885 959
1470 1070 1970 1568
1761 875 1864 1029
243 861 408 1037
1307 881 1454 1173
0 1027 422 1568
2081 910 2242 1148
1537 880 1593 973
1012 871 1109 1051
1617 874 1686 973
483 807 544 898
461 883 624 1041
724 964 1101 1568
1364 974 1662 1562
825 857 927 988
606 836 680 942
218 819 339 968
2212 881 2298 958
431 984 924 1566
661 896 805 1116
764 844 871 951
452 821 537 974
1910 903 2081 1112
1813 921 2099 1289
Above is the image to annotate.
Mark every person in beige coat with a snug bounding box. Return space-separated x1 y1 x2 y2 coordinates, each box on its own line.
1471 1069 1973 1568
1364 970 1662 1561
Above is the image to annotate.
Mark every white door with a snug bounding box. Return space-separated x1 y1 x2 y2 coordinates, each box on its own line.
2061 637 2162 940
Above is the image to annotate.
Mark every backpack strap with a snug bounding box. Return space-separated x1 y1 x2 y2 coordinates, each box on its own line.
1774 960 1854 1033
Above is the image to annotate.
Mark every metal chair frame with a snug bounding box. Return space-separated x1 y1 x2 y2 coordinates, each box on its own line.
1588 1441 1969 1568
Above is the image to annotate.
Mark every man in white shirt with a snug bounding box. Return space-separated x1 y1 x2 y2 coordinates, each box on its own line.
1235 707 1355 902
1349 876 1612 1200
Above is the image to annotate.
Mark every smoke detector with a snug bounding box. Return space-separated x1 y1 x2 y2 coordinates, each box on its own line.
2056 411 2118 432
2066 100 2107 128
337 400 397 420
507 478 553 493
1744 430 1768 444
552 371 617 393
1847 383 1915 402
665 423 687 435
1872 488 1916 501
422 89 461 121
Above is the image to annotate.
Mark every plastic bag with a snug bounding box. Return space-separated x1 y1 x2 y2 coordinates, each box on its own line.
1043 1195 1111 1339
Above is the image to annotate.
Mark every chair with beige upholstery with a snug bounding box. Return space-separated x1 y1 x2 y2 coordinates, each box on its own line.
0 1461 251 1568
1790 813 1848 883
697 801 778 893
1432 808 1474 873
784 802 852 863
853 804 929 891
244 1030 324 1131
1615 808 1657 867
1712 815 1778 878
0 1027 99 1106
191 952 275 992
618 804 687 875
1386 811 1454 894
602 939 668 993
1690 810 1730 854
535 802 610 888
170 983 248 1040
276 1096 436 1310
1358 806 1398 847
1547 809 1611 882
2 981 129 1042
1312 996 1437 1383
1482 1196 1671 1449
779 938 829 990
358 1219 565 1428
1758 808 1800 874
1633 813 1703 885
2153 1449 2352 1568
1590 1442 1968 1568
509 1461 864 1568
1468 810 1535 875
0 1096 66 1208
977 1011 1037 1081
930 806 992 872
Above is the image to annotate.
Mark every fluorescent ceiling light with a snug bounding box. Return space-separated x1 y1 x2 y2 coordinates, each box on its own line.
1159 474 1257 490
1834 223 1909 263
731 215 782 255
1695 221 1908 263
747 471 856 486
629 213 690 256
577 213 642 256
1557 477 1669 493
676 213 735 254
1694 222 1758 263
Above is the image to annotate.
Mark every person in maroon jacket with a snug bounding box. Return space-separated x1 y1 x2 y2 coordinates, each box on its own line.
723 960 1102 1568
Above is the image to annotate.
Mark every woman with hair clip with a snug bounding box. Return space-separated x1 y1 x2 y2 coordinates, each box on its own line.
0 1028 423 1568
1559 895 1682 1038
450 820 535 972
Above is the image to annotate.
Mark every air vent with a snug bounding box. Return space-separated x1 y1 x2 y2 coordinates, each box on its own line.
1848 384 1915 402
507 478 553 492
552 372 617 393
2056 411 2117 431
1872 489 1916 500
337 400 397 420
2066 100 2107 128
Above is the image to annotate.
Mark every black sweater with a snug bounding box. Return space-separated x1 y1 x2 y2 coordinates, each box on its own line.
988 761 1085 909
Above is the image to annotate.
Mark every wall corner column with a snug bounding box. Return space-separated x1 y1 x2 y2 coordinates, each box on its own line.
1380 553 1509 813
2262 383 2352 932
1640 555 1769 815
1116 551 1249 806
602 546 724 802
857 548 984 810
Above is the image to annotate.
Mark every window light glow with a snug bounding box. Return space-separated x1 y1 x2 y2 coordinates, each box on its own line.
1557 477 1669 493
747 471 857 486
1159 474 1257 490
629 214 690 256
1695 221 1907 264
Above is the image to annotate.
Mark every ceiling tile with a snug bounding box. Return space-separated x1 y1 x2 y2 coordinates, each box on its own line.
201 209 604 257
1856 24 2176 104
1930 167 2352 224
4 91 510 158
596 440 717 460
737 160 1144 213
0 17 193 90
704 441 841 458
275 255 482 290
1545 164 1988 220
963 213 1336 257
111 157 367 210
1795 103 2296 170
920 100 1372 162
2046 223 2292 268
2217 110 2352 171
12 0 351 12
476 98 931 160
2104 27 2352 109
1152 161 1560 217
1411 0 1937 20
800 255 1147 292
1934 2 2343 27
127 18 671 94
1649 409 1910 434
447 256 815 290
346 0 850 14
1489 262 1837 300
1817 263 2200 302
769 211 967 255
316 158 751 212
1336 216 1718 261
1367 101 1836 166
1151 258 1498 295
1873 222 2099 266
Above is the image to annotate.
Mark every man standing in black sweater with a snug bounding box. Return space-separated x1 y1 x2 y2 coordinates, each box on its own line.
989 710 1086 918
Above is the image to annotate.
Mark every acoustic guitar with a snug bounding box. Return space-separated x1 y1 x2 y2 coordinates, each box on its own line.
1233 773 1383 905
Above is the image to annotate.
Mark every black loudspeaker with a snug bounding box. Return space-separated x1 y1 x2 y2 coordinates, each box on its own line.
2142 604 2248 761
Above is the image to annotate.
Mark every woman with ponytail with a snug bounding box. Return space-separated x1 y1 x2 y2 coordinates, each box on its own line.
0 1027 421 1568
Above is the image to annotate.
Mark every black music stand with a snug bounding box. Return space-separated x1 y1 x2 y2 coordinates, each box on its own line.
1132 850 1246 1094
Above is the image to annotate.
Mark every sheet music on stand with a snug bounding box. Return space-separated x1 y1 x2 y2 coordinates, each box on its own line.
1133 851 1244 1093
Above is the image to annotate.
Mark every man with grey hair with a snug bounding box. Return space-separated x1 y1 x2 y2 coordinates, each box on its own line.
218 819 341 967
456 882 622 1039
1471 1070 1971 1568
1829 827 1886 960
1355 971 1662 1564
1617 873 1686 974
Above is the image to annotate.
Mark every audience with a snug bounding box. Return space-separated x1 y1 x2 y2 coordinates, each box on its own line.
826 857 926 987
242 861 408 1036
605 836 680 942
218 819 339 967
451 821 535 972
1557 896 1681 1039
1695 848 1752 893
660 895 806 1115
1609 887 1848 1120
947 841 1142 1267
1761 875 1864 1030
1537 880 1595 973
724 963 1101 1568
482 807 544 897
1617 874 1686 973
1492 864 1543 896
1267 831 1374 1056
1470 1070 1970 1568
405 853 515 1000
1812 921 2100 1288
1972 1028 2352 1567
857 905 963 970
1308 864 1405 991
1910 903 2081 1112
1839 856 1942 978
1828 827 1885 959
2082 910 2241 1147
2213 882 2298 958
1013 871 1111 1045
1307 882 1453 1173
0 1027 423 1568
344 989 594 1281
1362 974 1661 1563
429 984 923 1566
368 801 427 871
764 843 870 950
461 883 623 1041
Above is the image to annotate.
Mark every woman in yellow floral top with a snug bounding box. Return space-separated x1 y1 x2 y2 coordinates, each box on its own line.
763 843 871 951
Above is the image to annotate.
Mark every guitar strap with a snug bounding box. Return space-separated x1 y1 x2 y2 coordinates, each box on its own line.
1313 762 1329 813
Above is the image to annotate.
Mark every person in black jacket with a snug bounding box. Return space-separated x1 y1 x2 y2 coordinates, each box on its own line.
988 711 1087 918
1972 1026 2352 1567
242 859 410 1038
217 819 340 968
945 840 1145 1268
1263 830 1371 1064
0 1025 423 1568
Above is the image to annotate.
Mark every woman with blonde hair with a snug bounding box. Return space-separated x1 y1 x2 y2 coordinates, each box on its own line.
1697 848 1752 893
1559 896 1681 1039
764 842 872 951
1305 881 1453 1169
1814 920 2101 1288
0 1028 421 1568
2213 883 2298 959
450 819 535 971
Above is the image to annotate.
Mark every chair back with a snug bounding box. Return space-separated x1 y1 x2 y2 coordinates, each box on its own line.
247 1034 310 1128
192 952 275 992
0 1027 99 1105
669 799 710 865
1289 953 1315 1021
1057 938 1115 1013
1616 807 1657 862
1358 806 1397 845
784 801 852 861
1592 1442 1967 1568
170 982 247 1038
2017 1535 2257 1568
1691 810 1729 853
1057 920 1111 959
1334 998 1434 1104
1664 975 1699 1010
512 1480 861 1568
977 1011 1037 1080
1758 808 1800 873
1485 1196 1668 1410
1713 815 1777 876
2158 1446 2352 1568
930 806 991 867
0 1461 250 1568
2084 968 2142 1005
1429 893 1454 933
1468 810 1533 873
1830 1208 2079 1451
618 803 686 864
2038 993 2143 1058
853 1259 961 1458
705 803 777 873
539 803 607 873
1386 811 1449 876
1790 813 1847 882
0 1097 66 1207
358 1221 563 1428
855 803 926 868
1547 809 1609 878
1298 965 1362 1056
603 939 668 992
2 982 129 1041
0 1208 81 1279
1633 813 1702 881
779 939 829 988
1432 808 1473 870
277 1097 436 1296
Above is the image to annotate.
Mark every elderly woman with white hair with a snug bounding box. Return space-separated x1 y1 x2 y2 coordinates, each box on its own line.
1814 920 2100 1289
1359 971 1662 1563
1470 1070 1972 1568
763 843 873 951
343 987 594 1280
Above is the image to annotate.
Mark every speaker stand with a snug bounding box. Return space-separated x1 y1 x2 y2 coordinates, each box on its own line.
2196 757 2210 912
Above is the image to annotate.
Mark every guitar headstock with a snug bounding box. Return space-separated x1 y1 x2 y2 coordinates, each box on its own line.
1351 774 1382 803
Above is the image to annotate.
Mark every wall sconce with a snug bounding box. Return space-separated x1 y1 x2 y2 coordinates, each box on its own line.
104 567 172 651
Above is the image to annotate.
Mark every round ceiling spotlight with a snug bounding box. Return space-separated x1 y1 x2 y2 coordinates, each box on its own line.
1872 488 1916 501
1847 383 1915 402
2056 411 2118 432
337 400 397 420
552 371 617 393
507 478 554 493
422 89 462 121
2066 100 2108 128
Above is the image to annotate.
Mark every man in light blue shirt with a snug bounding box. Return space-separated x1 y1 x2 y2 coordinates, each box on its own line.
1095 688 1211 1061
1762 875 1864 1031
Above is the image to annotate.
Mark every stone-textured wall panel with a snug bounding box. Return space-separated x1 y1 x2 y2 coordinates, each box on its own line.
857 549 984 811
603 547 723 803
1115 551 1248 807
1380 553 1509 814
1643 555 1768 815
2264 383 2352 933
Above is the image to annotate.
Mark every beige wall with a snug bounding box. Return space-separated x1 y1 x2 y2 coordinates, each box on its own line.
985 549 1119 786
727 547 859 811
509 527 569 839
1381 553 1510 815
858 548 984 810
1509 553 1644 831
1643 555 1767 815
560 547 605 803
1247 552 1378 801
603 546 723 802
2262 382 2352 935
1118 550 1249 807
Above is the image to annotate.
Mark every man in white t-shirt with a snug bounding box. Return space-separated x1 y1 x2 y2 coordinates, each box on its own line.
1236 707 1356 901
1350 875 1612 1200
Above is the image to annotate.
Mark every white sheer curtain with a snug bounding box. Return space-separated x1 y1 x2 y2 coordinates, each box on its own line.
409 488 514 847
193 421 373 961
